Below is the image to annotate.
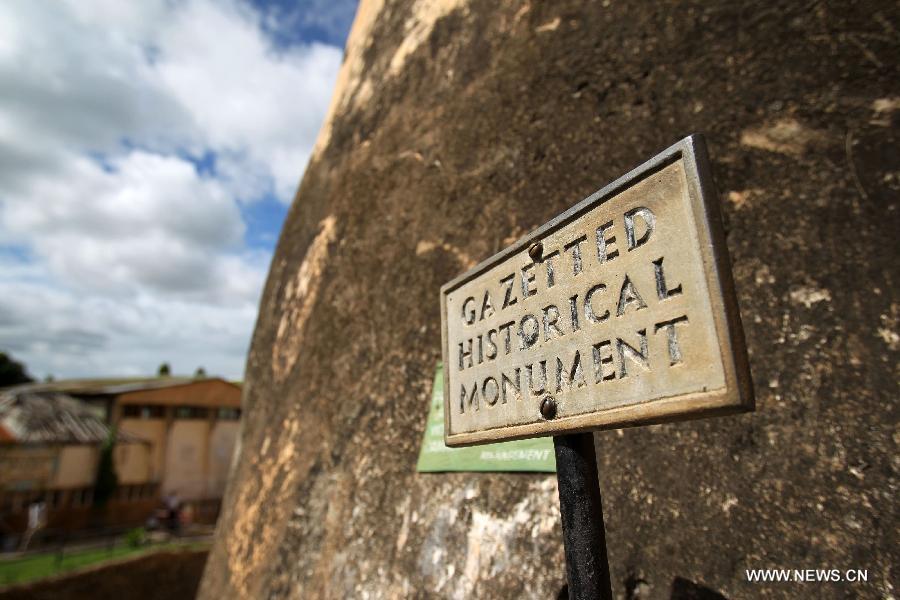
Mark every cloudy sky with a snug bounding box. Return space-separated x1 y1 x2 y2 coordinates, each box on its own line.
0 0 357 380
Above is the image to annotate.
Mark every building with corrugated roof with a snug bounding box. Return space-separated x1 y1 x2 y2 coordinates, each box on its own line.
0 388 154 543
0 377 241 544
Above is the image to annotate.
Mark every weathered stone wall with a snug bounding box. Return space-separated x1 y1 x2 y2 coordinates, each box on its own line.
199 1 899 598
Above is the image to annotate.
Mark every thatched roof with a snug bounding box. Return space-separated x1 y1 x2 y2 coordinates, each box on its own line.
0 387 145 445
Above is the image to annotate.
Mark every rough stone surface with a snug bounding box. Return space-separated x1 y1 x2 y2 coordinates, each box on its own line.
200 1 899 598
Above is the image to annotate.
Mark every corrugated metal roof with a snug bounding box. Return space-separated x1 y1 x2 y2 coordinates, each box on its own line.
15 377 194 396
0 388 146 445
10 376 239 396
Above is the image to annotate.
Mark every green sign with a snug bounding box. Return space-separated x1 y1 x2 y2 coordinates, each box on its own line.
416 363 556 472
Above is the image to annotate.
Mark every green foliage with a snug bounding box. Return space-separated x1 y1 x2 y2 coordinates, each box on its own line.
0 351 33 387
194 366 207 378
125 527 146 548
158 362 171 376
0 547 137 586
93 430 118 507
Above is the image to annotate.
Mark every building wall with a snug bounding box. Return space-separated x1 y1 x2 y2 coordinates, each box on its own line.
114 380 242 502
207 421 239 498
0 443 159 539
114 441 154 485
119 418 168 480
52 445 97 489
0 446 57 491
163 420 210 500
117 380 240 409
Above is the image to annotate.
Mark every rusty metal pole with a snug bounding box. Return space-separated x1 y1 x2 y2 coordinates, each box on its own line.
553 432 613 600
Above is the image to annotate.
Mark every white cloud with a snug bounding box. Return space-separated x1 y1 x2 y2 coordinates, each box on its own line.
153 1 341 199
2 151 253 299
0 0 342 201
0 0 346 379
0 262 258 378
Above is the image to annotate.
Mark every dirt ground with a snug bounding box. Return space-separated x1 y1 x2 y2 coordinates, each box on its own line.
0 549 207 600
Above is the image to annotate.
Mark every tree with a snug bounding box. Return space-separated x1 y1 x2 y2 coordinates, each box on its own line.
0 352 33 387
158 362 171 377
93 429 119 507
194 367 207 378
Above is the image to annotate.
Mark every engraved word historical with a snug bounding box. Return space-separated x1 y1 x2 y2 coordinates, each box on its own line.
440 137 752 446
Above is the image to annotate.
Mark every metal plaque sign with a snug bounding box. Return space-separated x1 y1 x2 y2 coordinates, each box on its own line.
440 135 752 446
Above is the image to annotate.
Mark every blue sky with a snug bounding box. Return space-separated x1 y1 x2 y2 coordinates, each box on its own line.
0 0 358 379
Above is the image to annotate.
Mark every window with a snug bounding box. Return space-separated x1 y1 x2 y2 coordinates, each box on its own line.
115 485 136 502
116 483 158 501
216 407 241 421
45 489 64 509
174 406 208 419
0 491 24 513
122 405 165 419
72 487 93 508
13 491 27 512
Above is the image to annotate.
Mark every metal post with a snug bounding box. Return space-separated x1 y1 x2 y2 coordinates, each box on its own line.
553 432 613 600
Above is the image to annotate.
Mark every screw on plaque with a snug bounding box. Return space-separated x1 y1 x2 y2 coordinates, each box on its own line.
528 241 543 262
540 396 557 419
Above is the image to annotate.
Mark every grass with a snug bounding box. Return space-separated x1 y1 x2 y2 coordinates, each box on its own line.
0 541 208 587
